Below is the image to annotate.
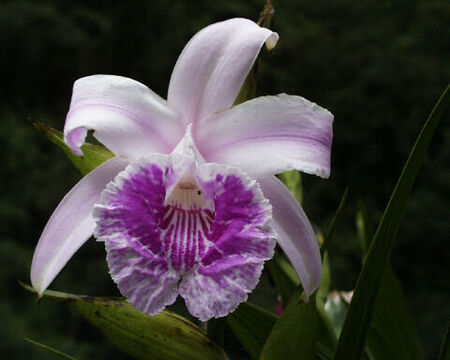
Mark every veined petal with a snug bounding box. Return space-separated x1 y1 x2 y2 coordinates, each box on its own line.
64 75 185 158
179 163 275 321
195 94 333 178
167 18 278 125
258 176 321 297
30 156 129 294
93 154 193 315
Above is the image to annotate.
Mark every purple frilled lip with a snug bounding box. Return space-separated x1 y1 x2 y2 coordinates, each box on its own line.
93 151 275 321
30 18 333 320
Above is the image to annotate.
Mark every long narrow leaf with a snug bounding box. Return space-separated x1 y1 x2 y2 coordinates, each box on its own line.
320 188 348 258
260 293 318 360
24 338 77 360
357 202 424 359
333 85 449 360
226 302 278 360
21 283 227 360
437 323 450 360
265 253 298 305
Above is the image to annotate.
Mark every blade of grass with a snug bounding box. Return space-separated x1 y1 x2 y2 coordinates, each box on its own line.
437 322 449 360
333 85 449 360
357 201 424 359
320 188 348 259
24 338 77 360
226 302 278 359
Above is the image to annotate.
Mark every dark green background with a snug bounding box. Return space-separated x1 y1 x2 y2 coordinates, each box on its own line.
1 0 448 358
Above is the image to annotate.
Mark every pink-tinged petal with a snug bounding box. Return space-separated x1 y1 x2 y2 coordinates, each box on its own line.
179 256 265 321
93 154 193 315
195 94 333 178
105 239 180 315
258 176 321 298
167 18 278 125
30 156 129 294
179 164 275 321
65 75 185 158
172 125 206 164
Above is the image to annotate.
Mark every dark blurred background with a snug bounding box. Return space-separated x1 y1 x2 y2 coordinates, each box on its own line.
1 0 448 358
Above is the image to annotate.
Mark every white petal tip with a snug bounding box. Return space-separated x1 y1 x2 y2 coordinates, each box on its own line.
30 278 45 297
265 32 279 51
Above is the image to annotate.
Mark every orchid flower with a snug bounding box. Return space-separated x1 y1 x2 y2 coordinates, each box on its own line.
31 18 333 321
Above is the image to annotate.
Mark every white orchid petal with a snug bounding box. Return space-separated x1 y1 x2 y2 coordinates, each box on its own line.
64 75 185 159
258 176 321 297
168 18 278 125
30 157 129 294
196 94 333 178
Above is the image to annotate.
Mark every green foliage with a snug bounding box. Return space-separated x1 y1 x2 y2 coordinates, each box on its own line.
24 338 77 360
260 293 318 360
31 121 113 176
265 253 298 305
226 302 278 359
320 188 348 258
366 269 424 360
278 171 303 205
21 284 227 360
437 323 450 360
333 85 449 360
357 202 424 360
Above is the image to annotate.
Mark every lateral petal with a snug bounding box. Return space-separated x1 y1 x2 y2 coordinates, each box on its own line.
167 18 278 125
65 75 185 158
258 176 321 297
195 94 333 178
30 156 129 294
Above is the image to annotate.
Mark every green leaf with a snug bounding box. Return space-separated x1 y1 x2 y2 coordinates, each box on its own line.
21 283 227 360
320 188 348 258
31 120 113 176
357 201 424 360
333 85 449 360
316 342 334 360
266 254 337 359
437 322 450 360
260 293 318 360
266 252 298 306
366 269 424 360
316 300 338 355
317 251 331 302
226 302 278 360
323 292 350 337
261 187 347 359
355 199 374 255
278 171 303 205
24 338 77 360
